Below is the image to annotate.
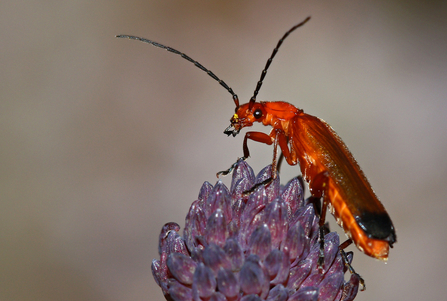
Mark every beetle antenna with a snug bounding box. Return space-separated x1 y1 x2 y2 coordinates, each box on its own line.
249 16 311 109
116 35 240 108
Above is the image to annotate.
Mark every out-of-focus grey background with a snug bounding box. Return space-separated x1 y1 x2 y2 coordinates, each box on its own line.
1 1 446 300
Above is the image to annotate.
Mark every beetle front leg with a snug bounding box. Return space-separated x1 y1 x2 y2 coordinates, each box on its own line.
216 157 246 177
242 130 295 195
242 131 274 158
216 131 273 178
241 132 278 195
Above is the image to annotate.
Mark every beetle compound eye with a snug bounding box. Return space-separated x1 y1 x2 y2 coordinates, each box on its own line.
254 109 263 119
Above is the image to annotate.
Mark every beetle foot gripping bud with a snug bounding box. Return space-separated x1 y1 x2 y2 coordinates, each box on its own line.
152 160 360 301
216 157 247 178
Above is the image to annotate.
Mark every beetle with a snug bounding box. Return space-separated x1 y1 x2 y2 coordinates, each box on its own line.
219 17 396 264
117 16 396 271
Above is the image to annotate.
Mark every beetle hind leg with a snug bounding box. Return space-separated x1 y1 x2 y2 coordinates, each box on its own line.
307 171 331 271
340 244 366 291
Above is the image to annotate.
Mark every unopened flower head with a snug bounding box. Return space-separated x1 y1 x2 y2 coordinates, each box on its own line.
152 161 359 301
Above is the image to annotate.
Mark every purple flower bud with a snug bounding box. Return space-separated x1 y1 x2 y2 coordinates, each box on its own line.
168 279 193 301
193 263 216 298
226 220 240 239
300 272 324 290
264 249 289 285
264 249 282 277
167 253 197 285
232 177 253 199
203 243 232 276
217 268 239 298
264 198 288 249
248 224 272 261
318 267 344 301
230 160 255 195
158 222 180 255
287 259 312 291
209 291 227 301
205 209 227 247
231 198 246 227
282 221 306 265
185 200 206 229
291 204 318 241
151 259 164 288
239 188 267 249
288 287 319 301
198 181 214 202
184 201 207 251
281 177 304 220
165 230 188 257
151 161 359 300
241 294 262 301
223 238 244 271
239 260 267 296
339 273 361 301
266 284 288 301
254 165 280 200
206 181 232 220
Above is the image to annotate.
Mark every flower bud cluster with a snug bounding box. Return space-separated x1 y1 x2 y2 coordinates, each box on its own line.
152 161 359 301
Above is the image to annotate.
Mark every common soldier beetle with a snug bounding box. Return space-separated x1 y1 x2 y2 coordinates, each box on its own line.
117 16 396 281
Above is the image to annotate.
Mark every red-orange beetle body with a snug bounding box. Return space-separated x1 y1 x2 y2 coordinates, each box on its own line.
225 100 396 260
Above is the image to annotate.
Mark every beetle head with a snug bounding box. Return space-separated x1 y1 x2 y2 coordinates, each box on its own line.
224 102 266 137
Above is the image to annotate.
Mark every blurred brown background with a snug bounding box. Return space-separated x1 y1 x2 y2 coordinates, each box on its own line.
1 1 446 300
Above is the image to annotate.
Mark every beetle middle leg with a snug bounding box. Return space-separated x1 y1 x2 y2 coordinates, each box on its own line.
308 171 331 270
